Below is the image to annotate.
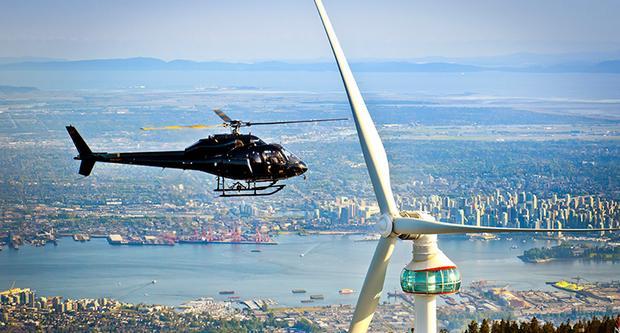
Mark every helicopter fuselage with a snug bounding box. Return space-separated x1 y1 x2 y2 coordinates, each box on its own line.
68 127 307 182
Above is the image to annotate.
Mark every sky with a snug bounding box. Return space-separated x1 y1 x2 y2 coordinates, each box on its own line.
1 0 620 61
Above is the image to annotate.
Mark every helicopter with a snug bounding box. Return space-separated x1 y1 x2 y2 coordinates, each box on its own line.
67 108 346 197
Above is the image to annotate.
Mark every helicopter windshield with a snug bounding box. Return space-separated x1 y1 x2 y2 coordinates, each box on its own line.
281 148 299 162
262 150 286 165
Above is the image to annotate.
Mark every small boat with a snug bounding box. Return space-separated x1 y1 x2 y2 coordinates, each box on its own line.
511 245 518 249
292 289 307 294
219 290 235 295
339 288 354 295
444 296 458 306
354 234 381 242
468 233 497 241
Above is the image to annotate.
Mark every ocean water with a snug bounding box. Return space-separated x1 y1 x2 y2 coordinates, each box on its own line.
0 235 616 306
2 70 620 100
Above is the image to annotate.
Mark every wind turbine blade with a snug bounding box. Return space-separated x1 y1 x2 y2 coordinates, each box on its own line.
350 236 397 333
314 0 398 216
393 217 619 235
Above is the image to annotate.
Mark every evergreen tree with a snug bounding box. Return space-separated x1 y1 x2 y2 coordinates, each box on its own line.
541 321 555 333
480 319 491 333
556 321 571 333
462 316 620 333
491 320 502 333
573 320 585 333
530 317 541 333
584 316 600 333
466 320 480 333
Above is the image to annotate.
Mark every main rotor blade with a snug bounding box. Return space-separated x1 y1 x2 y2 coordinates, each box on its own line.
244 117 348 126
393 217 619 235
350 236 397 333
212 108 232 123
315 0 398 216
141 124 224 131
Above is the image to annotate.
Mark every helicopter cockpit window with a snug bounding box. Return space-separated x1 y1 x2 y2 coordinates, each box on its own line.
250 138 266 146
282 148 299 162
251 151 262 163
262 150 286 165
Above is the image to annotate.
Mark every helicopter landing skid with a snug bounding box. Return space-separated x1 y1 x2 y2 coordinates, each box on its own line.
214 177 285 197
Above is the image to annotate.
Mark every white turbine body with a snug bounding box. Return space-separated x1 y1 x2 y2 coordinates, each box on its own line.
312 1 618 332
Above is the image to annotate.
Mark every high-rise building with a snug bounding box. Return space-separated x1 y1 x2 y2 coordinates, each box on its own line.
458 209 466 225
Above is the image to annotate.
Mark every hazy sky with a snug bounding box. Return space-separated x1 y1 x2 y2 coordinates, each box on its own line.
1 0 619 61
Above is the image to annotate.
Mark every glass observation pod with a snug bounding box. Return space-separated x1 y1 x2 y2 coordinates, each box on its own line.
400 266 461 294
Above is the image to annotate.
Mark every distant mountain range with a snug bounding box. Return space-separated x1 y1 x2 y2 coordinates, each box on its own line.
0 57 619 73
0 85 38 93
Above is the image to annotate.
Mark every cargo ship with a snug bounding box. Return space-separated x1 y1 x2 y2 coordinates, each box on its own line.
219 290 235 295
292 289 307 294
339 288 354 294
546 280 584 292
178 239 205 244
206 240 278 245
73 234 90 242
309 294 324 300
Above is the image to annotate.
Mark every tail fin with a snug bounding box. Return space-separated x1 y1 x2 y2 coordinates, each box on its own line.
66 125 95 176
66 125 92 156
78 160 96 176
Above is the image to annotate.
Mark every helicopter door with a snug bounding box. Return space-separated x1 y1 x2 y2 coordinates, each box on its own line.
250 151 264 177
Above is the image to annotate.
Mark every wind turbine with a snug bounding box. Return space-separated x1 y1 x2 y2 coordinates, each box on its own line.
312 1 618 332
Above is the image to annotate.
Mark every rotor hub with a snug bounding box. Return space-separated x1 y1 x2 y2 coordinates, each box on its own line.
375 214 393 237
